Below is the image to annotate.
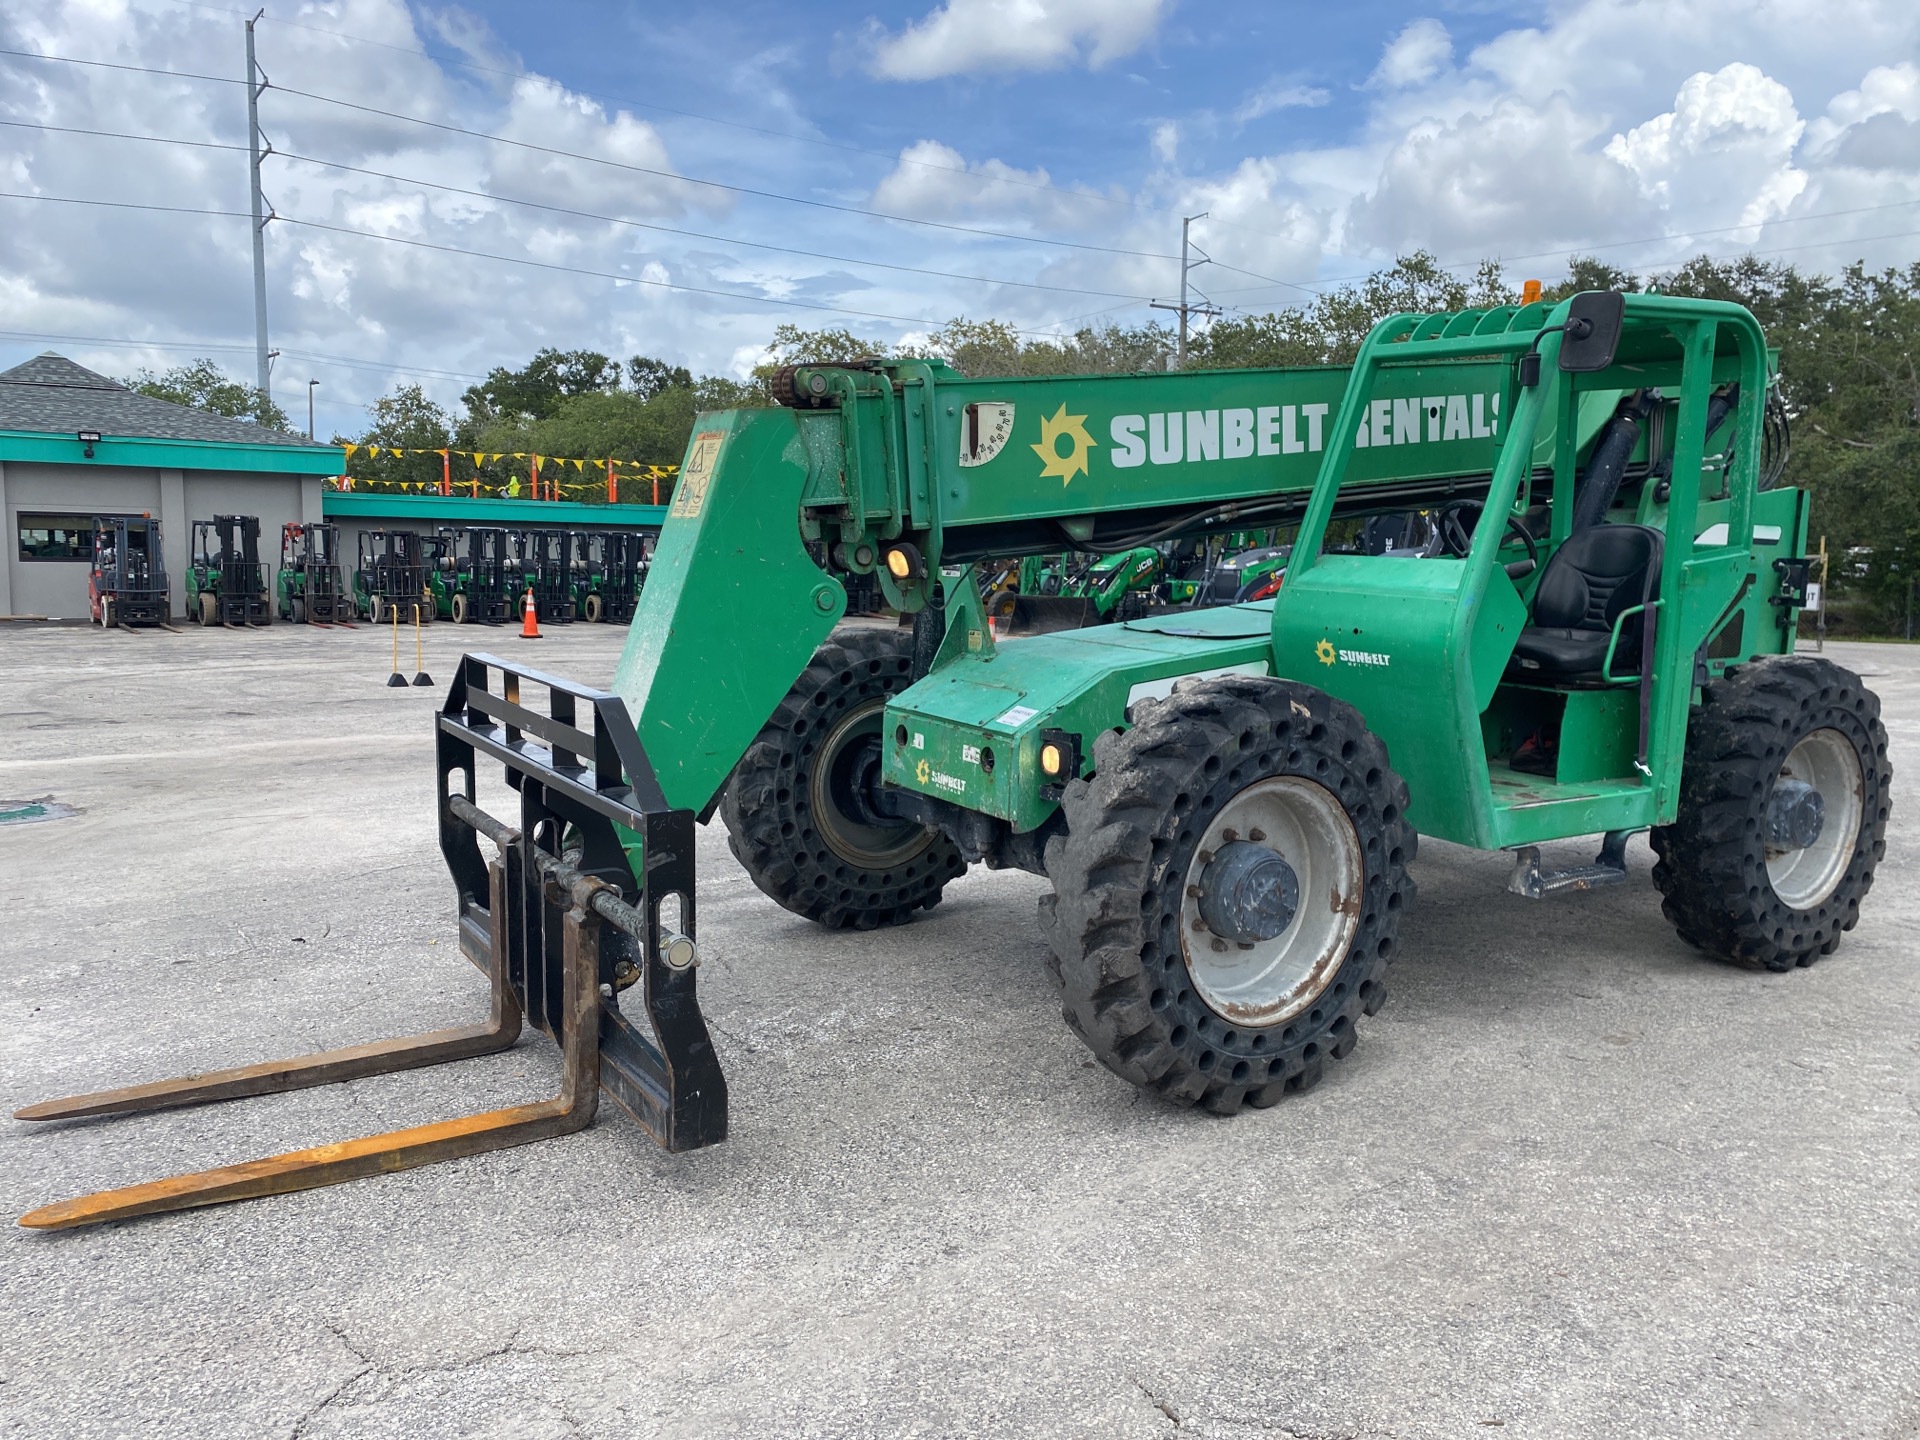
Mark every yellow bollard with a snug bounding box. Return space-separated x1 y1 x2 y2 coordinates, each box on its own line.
385 602 407 688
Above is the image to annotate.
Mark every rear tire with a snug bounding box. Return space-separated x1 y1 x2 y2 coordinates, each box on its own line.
721 628 967 929
1651 655 1890 971
1040 676 1415 1113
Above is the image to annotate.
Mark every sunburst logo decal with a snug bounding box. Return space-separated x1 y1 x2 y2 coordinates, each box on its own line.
1032 404 1097 486
1316 639 1337 666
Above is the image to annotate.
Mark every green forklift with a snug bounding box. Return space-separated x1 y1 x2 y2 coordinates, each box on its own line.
507 528 577 624
431 526 514 625
352 529 434 624
571 530 651 624
276 522 349 624
19 292 1891 1230
186 515 271 626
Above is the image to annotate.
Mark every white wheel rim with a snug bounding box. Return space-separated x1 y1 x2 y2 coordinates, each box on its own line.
1767 727 1863 910
1181 776 1364 1028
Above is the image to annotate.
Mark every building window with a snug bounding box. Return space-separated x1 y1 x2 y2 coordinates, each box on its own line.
17 513 135 562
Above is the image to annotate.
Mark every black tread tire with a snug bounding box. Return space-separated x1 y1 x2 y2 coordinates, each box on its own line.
584 592 604 623
1650 655 1890 972
1040 675 1416 1114
721 628 967 930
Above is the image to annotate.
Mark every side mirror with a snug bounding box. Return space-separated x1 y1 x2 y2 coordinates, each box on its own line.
1558 290 1626 372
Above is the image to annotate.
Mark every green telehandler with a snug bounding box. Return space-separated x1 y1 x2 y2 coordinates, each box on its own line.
18 292 1889 1231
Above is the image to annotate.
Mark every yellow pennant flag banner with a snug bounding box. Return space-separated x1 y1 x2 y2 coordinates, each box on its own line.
324 446 681 501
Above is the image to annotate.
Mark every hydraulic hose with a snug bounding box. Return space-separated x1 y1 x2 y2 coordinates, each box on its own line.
1571 390 1656 532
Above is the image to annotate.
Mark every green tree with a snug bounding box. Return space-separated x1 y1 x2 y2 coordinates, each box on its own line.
626 354 694 399
460 348 623 428
337 384 454 490
124 357 293 431
1785 262 1920 625
1190 252 1517 369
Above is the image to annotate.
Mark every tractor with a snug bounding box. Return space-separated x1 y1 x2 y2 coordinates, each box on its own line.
352 529 434 624
432 526 514 625
507 528 578 624
87 516 169 627
185 515 271 626
276 522 348 624
18 292 1892 1232
572 530 651 624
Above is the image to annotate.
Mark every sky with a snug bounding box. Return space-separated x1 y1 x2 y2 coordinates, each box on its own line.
1 0 1917 439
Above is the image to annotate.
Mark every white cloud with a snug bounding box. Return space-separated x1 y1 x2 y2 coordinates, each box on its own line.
863 0 1167 82
1151 122 1180 166
1605 64 1807 230
870 139 1124 233
1366 18 1452 91
1350 96 1641 257
1233 82 1331 125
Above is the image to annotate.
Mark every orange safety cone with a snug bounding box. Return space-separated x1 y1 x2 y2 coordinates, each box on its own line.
519 588 541 640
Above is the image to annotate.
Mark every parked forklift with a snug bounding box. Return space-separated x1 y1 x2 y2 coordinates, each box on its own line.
352 529 433 624
276 522 349 624
185 515 271 626
432 526 514 625
508 528 577 624
87 516 170 627
572 530 650 623
20 292 1892 1232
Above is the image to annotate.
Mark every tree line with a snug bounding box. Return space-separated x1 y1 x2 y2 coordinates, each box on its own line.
127 249 1919 626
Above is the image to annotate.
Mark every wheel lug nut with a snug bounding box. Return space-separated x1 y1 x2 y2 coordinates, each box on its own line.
1210 938 1227 952
1248 828 1265 842
1186 884 1204 898
1221 828 1238 842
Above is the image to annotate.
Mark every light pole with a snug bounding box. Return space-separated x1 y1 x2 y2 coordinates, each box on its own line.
307 379 318 440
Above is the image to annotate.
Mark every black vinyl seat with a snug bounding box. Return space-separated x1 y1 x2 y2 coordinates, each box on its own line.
1507 524 1663 684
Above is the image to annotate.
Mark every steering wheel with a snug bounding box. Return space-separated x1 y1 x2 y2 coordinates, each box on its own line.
1428 501 1540 569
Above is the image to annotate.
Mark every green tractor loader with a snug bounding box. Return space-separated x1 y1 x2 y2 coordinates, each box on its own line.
18 293 1890 1231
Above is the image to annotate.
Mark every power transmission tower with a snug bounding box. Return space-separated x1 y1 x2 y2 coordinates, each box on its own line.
245 11 273 406
1150 212 1222 369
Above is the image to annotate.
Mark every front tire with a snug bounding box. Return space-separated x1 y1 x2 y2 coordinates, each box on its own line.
451 592 469 625
1041 676 1415 1113
584 592 604 623
721 628 967 929
1651 656 1890 971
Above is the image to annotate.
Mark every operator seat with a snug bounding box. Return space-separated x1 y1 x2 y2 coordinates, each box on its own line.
1507 524 1663 684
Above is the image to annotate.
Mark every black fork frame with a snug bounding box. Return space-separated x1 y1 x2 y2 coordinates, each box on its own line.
437 652 727 1150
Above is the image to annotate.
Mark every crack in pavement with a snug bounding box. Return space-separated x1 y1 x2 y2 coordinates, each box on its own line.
284 1321 595 1439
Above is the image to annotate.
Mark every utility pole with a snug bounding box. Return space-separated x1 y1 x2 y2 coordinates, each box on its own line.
1150 212 1223 369
245 11 272 407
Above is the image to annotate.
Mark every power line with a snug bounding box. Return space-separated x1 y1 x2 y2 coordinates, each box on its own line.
0 46 1178 262
152 0 1176 221
1207 225 1920 315
0 327 493 383
1211 197 1920 300
0 190 1102 337
0 117 1158 303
